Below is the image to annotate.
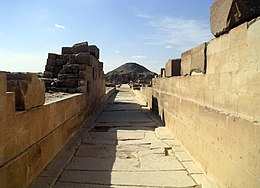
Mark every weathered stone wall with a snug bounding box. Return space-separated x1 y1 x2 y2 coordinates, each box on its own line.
0 43 107 187
43 42 105 94
133 18 260 188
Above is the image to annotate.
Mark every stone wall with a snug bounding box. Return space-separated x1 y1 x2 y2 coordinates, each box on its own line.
133 18 260 188
0 43 108 187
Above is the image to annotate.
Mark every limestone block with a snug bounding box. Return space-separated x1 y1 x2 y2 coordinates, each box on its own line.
72 41 89 54
61 47 73 54
46 59 56 66
238 94 254 119
6 73 45 110
165 59 181 77
89 45 100 59
181 43 206 76
254 95 260 122
48 53 58 60
43 71 53 78
45 64 54 72
99 62 104 69
74 53 92 65
210 0 260 37
160 68 165 77
0 71 6 94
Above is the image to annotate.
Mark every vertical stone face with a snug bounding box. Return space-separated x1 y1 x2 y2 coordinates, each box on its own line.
6 73 45 110
181 43 206 76
165 59 181 77
72 41 89 54
62 47 73 54
210 0 260 37
0 71 6 95
89 45 100 59
160 68 165 78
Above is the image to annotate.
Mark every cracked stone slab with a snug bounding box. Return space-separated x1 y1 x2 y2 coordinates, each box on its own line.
89 132 118 140
104 104 141 111
155 127 175 140
137 148 166 157
59 170 198 187
175 151 193 162
108 126 154 132
117 139 151 146
140 155 185 171
116 143 150 152
75 144 115 158
182 161 204 174
163 139 182 147
65 156 140 171
82 137 117 145
96 111 153 123
149 141 170 150
89 132 145 141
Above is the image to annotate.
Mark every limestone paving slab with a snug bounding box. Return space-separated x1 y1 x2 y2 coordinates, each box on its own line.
75 144 115 158
175 151 193 162
59 170 198 187
65 156 140 171
182 161 204 175
139 155 185 171
89 131 145 141
104 103 141 111
155 127 175 140
82 137 117 145
191 174 217 188
96 111 153 123
54 182 130 188
94 121 158 128
108 126 154 132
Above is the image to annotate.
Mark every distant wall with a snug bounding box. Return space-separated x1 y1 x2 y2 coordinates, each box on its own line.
133 18 260 188
0 47 108 187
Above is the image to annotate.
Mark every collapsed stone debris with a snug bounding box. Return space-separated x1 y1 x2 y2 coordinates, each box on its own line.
6 73 45 110
43 41 104 93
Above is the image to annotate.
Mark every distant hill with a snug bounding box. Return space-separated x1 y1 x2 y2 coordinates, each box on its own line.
105 62 157 84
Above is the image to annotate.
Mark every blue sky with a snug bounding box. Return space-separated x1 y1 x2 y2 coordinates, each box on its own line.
0 0 214 74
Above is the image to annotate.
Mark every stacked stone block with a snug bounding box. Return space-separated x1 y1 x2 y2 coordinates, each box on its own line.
181 43 207 76
43 41 104 93
165 59 181 77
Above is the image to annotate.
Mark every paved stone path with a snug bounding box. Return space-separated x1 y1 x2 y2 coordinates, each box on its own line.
30 84 215 188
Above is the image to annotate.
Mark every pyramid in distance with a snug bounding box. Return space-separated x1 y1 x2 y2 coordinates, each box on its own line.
105 62 157 84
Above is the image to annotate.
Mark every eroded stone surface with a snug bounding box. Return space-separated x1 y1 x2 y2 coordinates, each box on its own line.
6 73 45 110
165 58 181 77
